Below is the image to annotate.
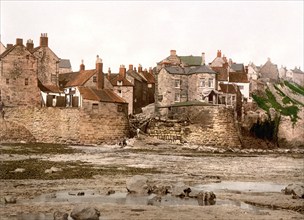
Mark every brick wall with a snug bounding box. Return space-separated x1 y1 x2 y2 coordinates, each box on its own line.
147 105 241 147
0 106 129 145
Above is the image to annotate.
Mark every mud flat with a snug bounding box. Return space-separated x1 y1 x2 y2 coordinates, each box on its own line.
0 138 303 219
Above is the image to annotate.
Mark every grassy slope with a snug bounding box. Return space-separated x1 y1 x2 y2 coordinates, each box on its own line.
252 81 303 124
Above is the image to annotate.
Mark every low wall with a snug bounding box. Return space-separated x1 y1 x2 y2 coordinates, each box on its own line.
147 106 242 147
0 106 129 145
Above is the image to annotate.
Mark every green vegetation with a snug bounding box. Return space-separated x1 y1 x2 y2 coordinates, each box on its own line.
0 159 161 180
284 81 304 96
252 88 300 124
0 143 81 155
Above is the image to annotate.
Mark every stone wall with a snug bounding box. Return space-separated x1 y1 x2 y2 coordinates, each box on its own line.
147 105 241 147
0 106 129 145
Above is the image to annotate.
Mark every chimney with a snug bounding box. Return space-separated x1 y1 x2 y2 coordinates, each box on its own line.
7 44 13 49
119 64 126 78
128 64 133 71
40 33 48 47
80 59 85 71
217 50 222 57
170 50 176 56
26 39 34 50
107 67 111 79
96 55 104 90
201 52 205 65
16 38 23 46
138 64 143 72
149 67 153 74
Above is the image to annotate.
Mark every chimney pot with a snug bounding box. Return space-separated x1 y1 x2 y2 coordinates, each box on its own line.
170 50 176 56
129 64 133 71
80 59 85 71
217 50 222 57
201 52 205 65
138 64 143 72
96 55 104 90
40 33 48 47
26 39 34 51
16 38 23 46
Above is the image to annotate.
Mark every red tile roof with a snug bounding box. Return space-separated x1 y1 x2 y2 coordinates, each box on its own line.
38 80 62 93
212 66 228 81
219 83 238 94
229 72 249 83
78 87 127 103
109 74 134 86
141 71 155 84
64 69 96 87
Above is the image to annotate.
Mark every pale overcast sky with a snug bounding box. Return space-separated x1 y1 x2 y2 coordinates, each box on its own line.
1 0 303 72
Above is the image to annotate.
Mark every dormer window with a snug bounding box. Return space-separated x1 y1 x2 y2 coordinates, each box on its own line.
117 80 122 86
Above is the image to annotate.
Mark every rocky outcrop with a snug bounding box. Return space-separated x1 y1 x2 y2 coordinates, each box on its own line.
70 206 100 220
283 184 304 199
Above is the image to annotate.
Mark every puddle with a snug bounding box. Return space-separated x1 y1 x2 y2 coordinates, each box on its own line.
7 188 272 220
194 181 285 193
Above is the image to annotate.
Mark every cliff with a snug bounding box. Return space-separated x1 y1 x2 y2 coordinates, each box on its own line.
242 81 304 148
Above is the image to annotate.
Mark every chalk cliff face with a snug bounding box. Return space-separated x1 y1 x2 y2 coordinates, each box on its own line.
243 81 304 148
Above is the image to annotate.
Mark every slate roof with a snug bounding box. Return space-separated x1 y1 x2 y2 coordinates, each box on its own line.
230 63 244 72
59 59 71 68
164 65 216 75
293 68 304 74
78 87 127 103
180 55 202 66
127 69 147 82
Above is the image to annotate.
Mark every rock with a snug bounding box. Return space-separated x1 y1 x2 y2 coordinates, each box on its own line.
53 211 68 220
12 168 25 173
171 182 191 197
283 183 304 199
126 175 149 194
147 195 162 206
150 183 171 195
4 196 17 204
107 190 115 195
45 166 62 174
70 206 100 220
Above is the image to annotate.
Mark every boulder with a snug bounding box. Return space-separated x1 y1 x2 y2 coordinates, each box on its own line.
149 183 171 195
4 196 17 204
147 195 162 206
53 211 68 220
126 175 149 194
70 206 100 220
171 182 191 197
283 183 304 199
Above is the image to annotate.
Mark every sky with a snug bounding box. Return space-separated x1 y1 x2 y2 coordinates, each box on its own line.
1 0 303 72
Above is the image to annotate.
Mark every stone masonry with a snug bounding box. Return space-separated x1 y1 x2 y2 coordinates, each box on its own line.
147 105 241 147
0 106 129 145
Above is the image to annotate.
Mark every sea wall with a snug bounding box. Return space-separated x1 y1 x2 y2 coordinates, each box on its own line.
0 106 129 145
147 106 242 147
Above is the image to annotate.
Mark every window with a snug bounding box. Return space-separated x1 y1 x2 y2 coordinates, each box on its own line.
174 79 180 88
51 74 57 83
174 93 180 102
208 78 214 88
118 89 122 97
117 80 122 86
25 78 29 86
93 76 97 82
200 78 206 87
148 84 152 88
6 79 9 84
92 103 99 112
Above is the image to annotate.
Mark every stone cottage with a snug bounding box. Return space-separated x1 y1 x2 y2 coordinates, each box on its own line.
0 38 41 106
259 58 279 82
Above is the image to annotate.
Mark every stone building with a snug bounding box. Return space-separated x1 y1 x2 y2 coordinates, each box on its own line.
32 33 60 87
157 52 218 116
259 58 279 82
247 62 260 81
107 65 134 114
140 67 155 104
0 38 41 106
59 59 72 74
